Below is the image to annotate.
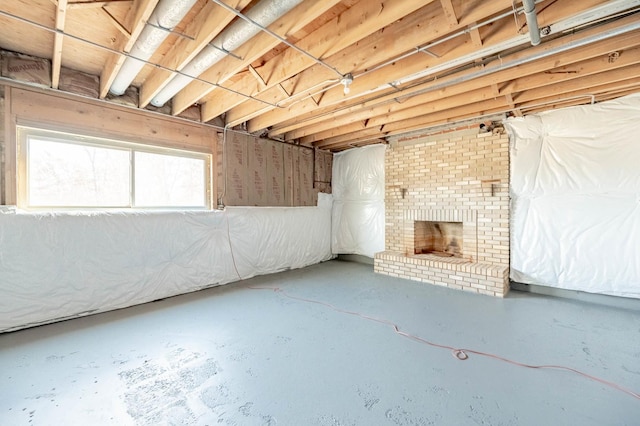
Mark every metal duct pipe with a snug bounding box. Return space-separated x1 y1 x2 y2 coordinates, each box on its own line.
395 19 640 102
149 0 303 107
522 0 541 46
109 0 198 96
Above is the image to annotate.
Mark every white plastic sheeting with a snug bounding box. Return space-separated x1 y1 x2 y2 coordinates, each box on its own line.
0 205 332 332
506 93 640 298
331 145 385 257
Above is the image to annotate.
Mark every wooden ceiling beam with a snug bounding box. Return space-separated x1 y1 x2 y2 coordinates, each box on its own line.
248 0 607 133
521 87 640 115
138 0 253 108
170 0 342 115
286 43 640 141
514 65 640 104
313 127 387 149
502 45 640 94
377 77 640 142
314 81 640 148
325 137 388 152
99 0 159 98
267 20 640 138
518 78 640 112
199 0 437 123
51 0 68 89
295 85 497 143
240 0 515 131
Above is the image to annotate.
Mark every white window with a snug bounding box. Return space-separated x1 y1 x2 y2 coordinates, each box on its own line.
18 127 211 209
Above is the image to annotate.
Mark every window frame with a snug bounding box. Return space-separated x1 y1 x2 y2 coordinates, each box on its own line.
17 126 213 210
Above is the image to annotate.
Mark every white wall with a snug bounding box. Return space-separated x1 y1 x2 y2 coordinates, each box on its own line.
0 205 332 332
331 145 385 258
506 93 640 298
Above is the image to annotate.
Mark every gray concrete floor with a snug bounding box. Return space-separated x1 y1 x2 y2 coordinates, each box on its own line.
1 260 639 425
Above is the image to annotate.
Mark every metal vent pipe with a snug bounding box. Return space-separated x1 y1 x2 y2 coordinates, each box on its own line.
109 0 198 96
149 0 303 107
522 0 541 46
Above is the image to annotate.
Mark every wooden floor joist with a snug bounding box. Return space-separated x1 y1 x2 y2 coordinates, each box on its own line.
2 0 639 151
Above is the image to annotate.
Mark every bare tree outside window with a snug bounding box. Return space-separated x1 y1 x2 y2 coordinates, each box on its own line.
20 128 210 209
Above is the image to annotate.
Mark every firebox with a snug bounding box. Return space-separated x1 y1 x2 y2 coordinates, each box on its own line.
414 221 463 257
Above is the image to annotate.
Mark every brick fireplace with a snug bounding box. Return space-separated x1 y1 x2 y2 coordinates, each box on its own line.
374 129 510 297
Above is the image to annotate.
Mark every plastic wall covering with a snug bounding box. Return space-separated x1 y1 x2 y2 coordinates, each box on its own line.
331 145 385 257
0 204 333 332
505 93 640 298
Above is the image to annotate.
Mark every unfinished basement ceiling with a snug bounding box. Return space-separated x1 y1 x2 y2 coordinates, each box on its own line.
1 0 639 151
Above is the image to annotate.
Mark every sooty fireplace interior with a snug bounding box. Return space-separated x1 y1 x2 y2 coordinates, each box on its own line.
414 221 463 257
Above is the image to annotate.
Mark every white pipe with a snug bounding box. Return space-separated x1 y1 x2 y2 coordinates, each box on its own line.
358 0 640 100
109 0 198 96
149 0 303 107
522 0 541 46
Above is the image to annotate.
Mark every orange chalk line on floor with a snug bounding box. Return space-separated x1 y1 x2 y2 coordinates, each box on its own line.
248 285 640 402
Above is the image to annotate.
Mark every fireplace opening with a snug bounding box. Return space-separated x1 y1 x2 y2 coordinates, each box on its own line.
414 221 463 257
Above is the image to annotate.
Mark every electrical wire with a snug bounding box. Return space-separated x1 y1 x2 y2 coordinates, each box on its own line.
225 210 242 279
247 285 640 402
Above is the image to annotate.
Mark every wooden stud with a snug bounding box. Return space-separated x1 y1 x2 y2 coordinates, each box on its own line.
248 65 268 89
469 25 483 47
51 0 68 89
439 0 458 26
504 92 522 117
101 5 131 38
4 88 17 205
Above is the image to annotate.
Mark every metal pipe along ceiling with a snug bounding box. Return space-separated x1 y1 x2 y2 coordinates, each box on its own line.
522 0 541 46
149 0 304 107
109 0 198 96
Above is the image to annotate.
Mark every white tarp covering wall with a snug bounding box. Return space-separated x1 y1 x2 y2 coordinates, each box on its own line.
506 93 640 298
0 204 332 332
331 145 385 258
